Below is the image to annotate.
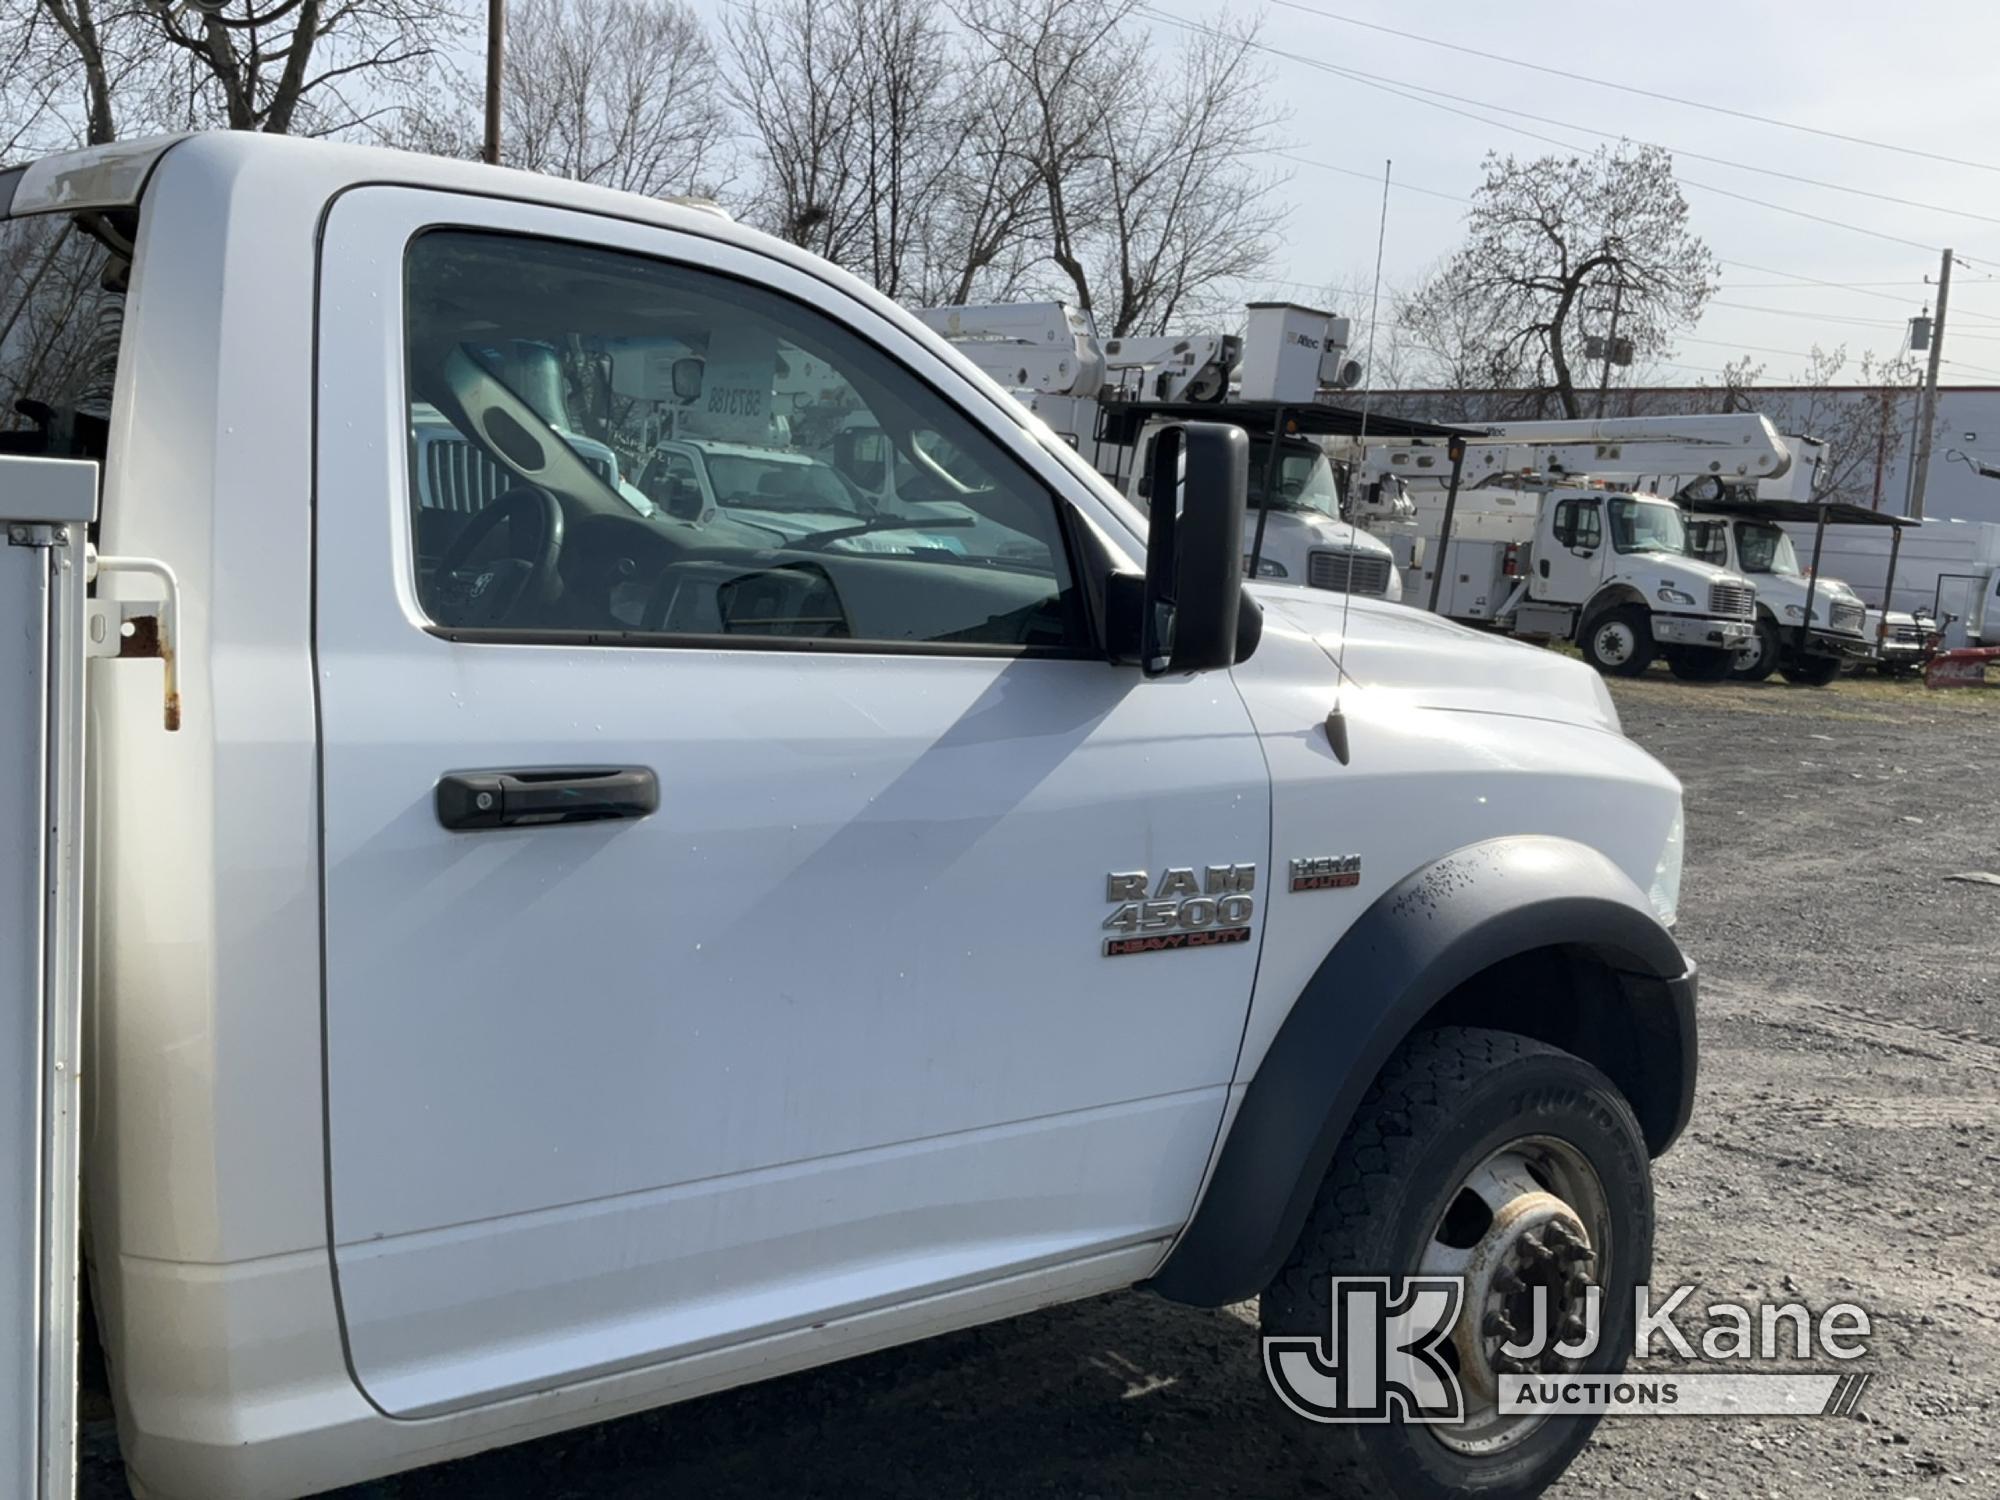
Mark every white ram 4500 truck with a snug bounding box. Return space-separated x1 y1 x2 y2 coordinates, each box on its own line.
0 135 1697 1500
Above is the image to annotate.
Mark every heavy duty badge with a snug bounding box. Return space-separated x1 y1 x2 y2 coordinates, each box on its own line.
1290 854 1361 892
1102 865 1256 956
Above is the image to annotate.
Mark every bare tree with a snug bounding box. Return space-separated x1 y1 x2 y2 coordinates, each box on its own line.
502 0 726 197
1390 264 1547 418
917 57 1048 306
1698 345 1927 508
1081 11 1282 335
953 0 1284 335
953 0 1134 318
1 0 462 153
1405 144 1718 419
724 0 960 298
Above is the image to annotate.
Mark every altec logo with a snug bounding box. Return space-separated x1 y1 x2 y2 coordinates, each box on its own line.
1265 1278 1876 1423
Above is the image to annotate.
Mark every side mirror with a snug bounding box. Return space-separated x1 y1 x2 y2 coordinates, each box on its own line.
1116 421 1252 675
672 357 704 402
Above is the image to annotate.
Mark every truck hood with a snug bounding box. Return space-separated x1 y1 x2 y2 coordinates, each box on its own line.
1609 552 1747 592
1246 585 1622 735
1239 509 1390 555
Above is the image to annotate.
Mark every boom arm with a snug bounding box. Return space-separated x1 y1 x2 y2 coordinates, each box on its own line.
1358 413 1795 490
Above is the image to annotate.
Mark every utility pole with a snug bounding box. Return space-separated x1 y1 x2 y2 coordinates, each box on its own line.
483 0 505 166
1595 277 1625 419
1909 246 1952 519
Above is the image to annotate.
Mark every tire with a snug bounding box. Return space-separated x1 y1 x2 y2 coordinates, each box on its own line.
1731 615 1782 682
1579 606 1654 677
1664 646 1735 682
1778 653 1842 687
1261 1027 1655 1500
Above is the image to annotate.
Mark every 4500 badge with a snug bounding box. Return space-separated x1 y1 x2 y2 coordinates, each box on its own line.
1102 865 1257 956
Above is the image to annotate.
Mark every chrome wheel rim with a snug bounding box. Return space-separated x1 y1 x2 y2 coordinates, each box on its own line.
1594 621 1636 665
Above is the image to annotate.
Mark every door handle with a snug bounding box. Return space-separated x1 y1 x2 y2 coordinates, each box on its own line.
436 767 659 831
1538 558 1549 579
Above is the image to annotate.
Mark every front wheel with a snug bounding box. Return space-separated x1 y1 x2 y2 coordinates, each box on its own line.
1261 1027 1655 1500
1731 616 1782 682
1779 653 1842 687
1580 606 1655 677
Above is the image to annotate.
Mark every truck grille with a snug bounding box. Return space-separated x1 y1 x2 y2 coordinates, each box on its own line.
1829 600 1865 634
1708 582 1755 619
419 435 613 511
1307 550 1392 596
1892 620 1929 645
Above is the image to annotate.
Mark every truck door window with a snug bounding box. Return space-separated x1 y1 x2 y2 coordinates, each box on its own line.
401 230 1085 652
1686 520 1729 567
1553 498 1601 550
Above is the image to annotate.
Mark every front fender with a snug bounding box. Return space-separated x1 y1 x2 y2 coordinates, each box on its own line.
1149 835 1693 1308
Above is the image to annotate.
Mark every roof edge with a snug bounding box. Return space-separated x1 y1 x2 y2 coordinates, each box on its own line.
3 134 192 219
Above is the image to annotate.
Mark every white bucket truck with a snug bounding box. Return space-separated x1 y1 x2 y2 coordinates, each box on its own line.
913 300 1441 604
1355 417 1773 679
3 133 1698 1500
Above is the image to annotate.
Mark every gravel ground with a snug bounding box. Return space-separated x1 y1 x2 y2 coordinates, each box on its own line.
81 669 2000 1500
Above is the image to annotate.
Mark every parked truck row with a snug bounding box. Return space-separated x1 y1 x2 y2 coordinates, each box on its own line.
906 299 1982 689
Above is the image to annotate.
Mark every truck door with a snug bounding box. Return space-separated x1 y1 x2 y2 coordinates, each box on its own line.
312 190 1270 1418
1535 494 1604 605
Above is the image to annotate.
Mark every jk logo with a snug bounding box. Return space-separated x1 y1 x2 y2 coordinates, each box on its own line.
1263 1276 1466 1424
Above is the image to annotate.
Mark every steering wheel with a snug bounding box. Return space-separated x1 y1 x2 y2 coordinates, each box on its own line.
429 486 565 627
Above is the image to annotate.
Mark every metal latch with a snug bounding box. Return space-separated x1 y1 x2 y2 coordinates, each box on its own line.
86 550 181 732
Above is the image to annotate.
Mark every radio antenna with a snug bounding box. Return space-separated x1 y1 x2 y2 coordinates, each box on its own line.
1324 158 1392 767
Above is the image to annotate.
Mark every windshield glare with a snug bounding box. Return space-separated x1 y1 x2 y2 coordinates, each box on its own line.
1250 440 1342 516
1607 496 1687 555
1735 520 1801 576
705 453 860 513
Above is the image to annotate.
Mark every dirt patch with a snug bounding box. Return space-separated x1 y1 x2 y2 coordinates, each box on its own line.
79 672 2000 1500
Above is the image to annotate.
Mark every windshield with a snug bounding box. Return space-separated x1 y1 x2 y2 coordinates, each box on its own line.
1735 520 1801 576
1248 438 1342 516
1607 496 1687 555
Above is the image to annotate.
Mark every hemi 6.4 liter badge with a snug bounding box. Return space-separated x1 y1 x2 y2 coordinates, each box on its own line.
1290 854 1361 892
1103 865 1256 956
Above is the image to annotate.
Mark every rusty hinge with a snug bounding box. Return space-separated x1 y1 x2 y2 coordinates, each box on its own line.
86 549 181 732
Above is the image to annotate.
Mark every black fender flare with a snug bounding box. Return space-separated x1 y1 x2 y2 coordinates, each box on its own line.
1148 835 1694 1308
1577 581 1649 639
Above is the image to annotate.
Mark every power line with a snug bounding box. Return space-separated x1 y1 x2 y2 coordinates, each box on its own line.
1726 278 1998 291
1140 6 1960 257
1270 47 2000 232
1261 150 1468 203
1705 299 2000 341
1719 259 2000 327
1262 0 2000 178
1709 299 1904 328
1941 358 2000 380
